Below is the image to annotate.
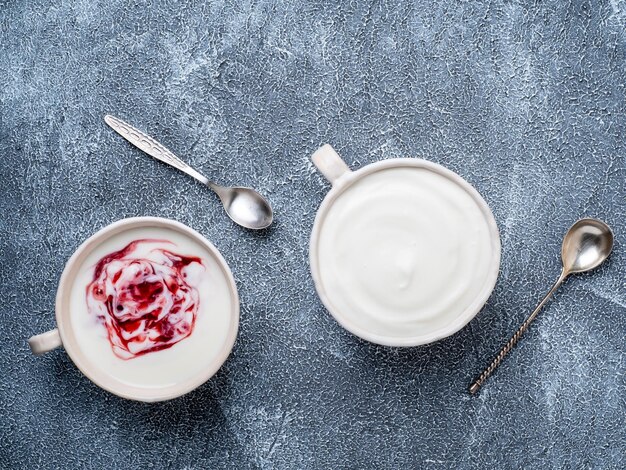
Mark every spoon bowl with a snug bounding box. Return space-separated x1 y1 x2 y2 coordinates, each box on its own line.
216 185 274 230
561 218 614 274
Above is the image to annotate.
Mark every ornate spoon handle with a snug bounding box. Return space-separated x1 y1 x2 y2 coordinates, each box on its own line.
469 269 568 394
104 114 209 185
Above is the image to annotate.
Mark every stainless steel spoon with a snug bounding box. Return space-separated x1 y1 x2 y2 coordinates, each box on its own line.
469 218 614 395
104 115 273 230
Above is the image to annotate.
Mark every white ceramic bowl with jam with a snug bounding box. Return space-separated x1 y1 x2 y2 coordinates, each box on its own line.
28 217 239 402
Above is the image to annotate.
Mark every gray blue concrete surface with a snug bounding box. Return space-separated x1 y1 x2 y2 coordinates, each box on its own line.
1 0 625 468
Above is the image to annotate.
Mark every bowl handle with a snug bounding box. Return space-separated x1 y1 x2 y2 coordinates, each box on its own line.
311 144 351 185
28 329 62 356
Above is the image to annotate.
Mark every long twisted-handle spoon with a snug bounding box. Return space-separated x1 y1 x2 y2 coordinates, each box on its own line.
469 218 614 395
105 115 273 230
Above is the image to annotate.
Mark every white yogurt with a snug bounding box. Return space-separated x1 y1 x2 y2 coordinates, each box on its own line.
315 164 498 342
69 226 235 389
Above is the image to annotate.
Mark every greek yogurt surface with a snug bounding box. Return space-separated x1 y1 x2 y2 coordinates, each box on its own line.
314 163 499 343
69 226 235 389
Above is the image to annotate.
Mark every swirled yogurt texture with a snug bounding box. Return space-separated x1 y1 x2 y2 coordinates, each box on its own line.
315 165 499 342
86 239 204 359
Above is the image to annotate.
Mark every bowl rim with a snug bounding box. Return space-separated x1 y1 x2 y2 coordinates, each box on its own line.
55 216 240 402
309 158 501 347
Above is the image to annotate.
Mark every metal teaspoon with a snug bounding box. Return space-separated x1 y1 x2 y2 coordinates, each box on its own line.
469 218 614 394
104 115 274 230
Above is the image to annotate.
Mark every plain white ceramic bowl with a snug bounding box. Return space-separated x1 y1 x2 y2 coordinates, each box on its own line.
309 145 501 347
28 217 240 402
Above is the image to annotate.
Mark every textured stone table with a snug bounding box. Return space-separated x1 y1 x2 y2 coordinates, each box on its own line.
1 1 625 468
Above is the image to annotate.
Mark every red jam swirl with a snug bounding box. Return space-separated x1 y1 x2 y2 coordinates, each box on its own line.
86 239 204 359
